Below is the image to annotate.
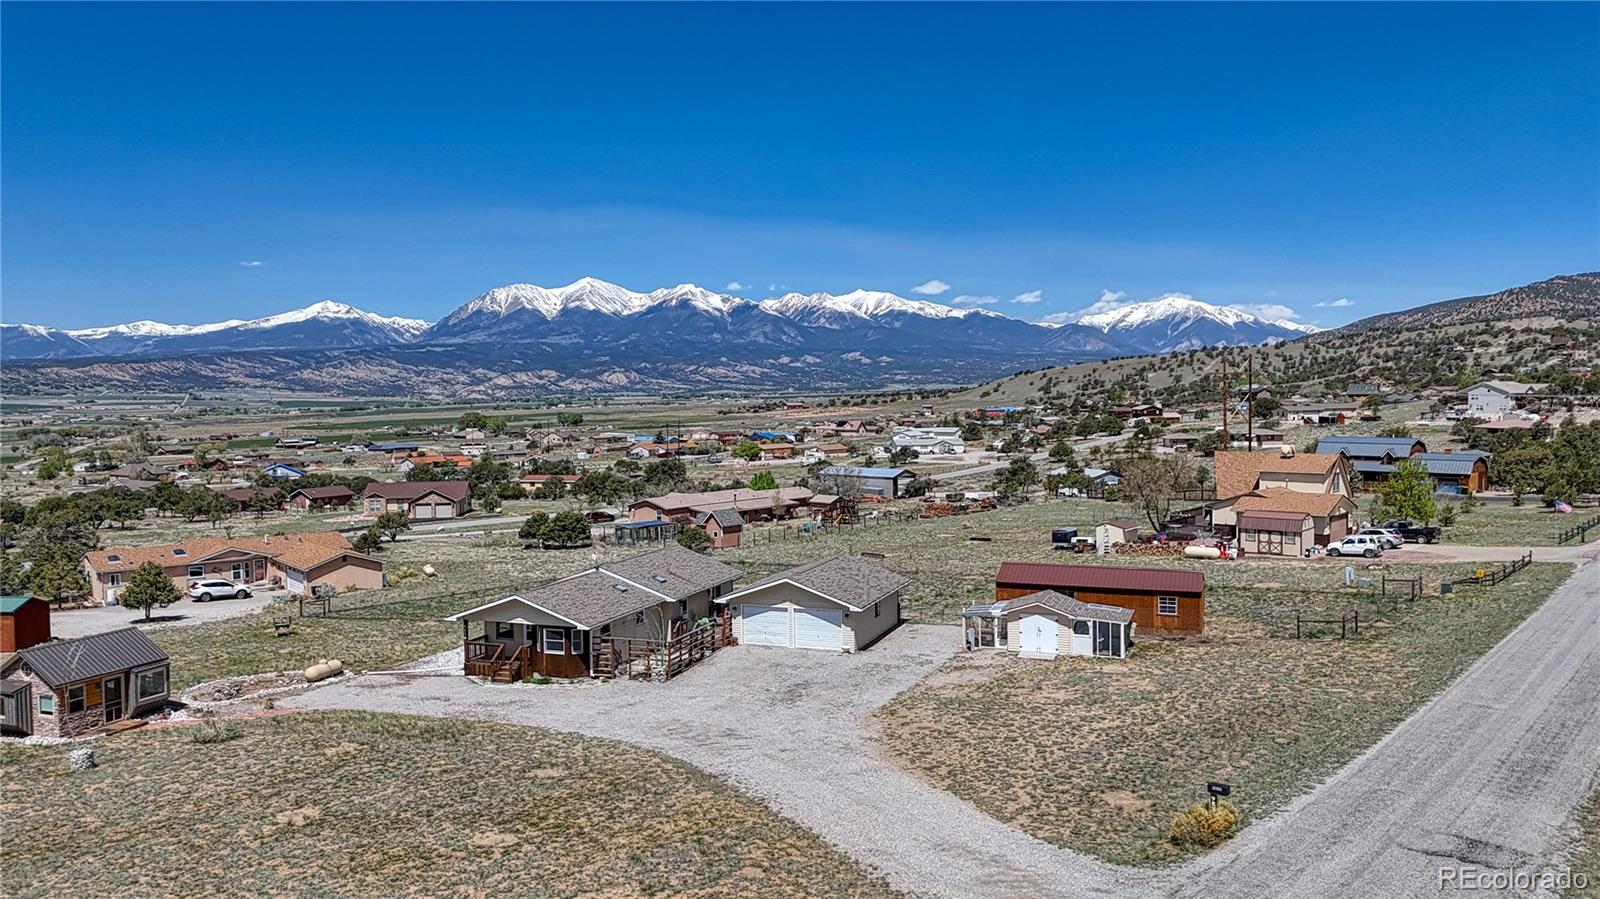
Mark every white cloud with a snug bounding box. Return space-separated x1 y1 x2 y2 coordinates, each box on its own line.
1228 302 1300 321
911 279 951 296
1012 289 1043 305
1039 311 1078 324
1315 297 1354 308
1074 288 1137 316
725 281 746 291
951 294 998 306
239 260 265 267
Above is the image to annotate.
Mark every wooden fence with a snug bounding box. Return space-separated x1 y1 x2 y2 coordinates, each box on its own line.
1556 514 1600 545
1296 610 1360 639
1380 575 1422 606
1455 551 1534 588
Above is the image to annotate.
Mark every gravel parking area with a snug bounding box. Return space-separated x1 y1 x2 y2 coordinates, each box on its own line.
289 624 1156 899
47 589 287 639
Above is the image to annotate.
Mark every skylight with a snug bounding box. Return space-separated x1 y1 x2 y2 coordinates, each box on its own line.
172 549 188 557
106 554 121 562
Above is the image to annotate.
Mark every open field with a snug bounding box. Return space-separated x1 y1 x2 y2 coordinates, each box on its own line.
873 561 1575 866
0 711 901 899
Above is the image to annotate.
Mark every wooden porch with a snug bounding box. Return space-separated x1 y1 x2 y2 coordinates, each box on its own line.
593 617 735 683
464 640 533 682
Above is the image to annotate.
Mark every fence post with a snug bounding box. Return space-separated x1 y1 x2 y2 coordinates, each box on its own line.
1352 610 1359 636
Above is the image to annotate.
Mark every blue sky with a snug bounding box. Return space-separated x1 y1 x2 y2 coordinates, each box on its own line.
3 2 1597 330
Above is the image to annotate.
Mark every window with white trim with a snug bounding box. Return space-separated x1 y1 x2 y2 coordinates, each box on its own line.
570 630 585 655
38 694 55 715
543 628 566 655
188 565 203 579
67 685 86 714
108 573 123 587
1157 596 1179 616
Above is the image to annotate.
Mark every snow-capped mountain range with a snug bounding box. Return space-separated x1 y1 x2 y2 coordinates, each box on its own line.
0 278 1315 363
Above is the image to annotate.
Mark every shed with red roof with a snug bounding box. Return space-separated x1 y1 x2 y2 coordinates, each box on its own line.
994 560 1205 635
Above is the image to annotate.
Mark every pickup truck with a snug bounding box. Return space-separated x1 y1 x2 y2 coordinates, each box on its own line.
1381 520 1442 544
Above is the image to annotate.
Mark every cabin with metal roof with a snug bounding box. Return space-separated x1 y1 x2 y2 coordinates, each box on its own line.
994 560 1205 636
962 589 1135 659
0 627 170 738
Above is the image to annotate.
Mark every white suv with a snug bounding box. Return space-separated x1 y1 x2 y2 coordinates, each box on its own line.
187 579 252 601
1327 535 1384 558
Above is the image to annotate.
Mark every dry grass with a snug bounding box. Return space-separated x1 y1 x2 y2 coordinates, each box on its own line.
873 562 1574 867
0 711 902 899
1563 785 1600 898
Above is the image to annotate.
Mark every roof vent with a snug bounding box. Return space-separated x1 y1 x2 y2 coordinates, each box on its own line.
652 575 668 583
1279 445 1295 458
613 584 628 592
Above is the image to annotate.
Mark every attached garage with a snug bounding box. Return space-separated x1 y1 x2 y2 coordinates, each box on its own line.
719 555 908 653
740 605 791 647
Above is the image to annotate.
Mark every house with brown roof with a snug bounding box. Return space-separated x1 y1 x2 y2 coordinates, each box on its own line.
220 486 283 512
1208 487 1357 554
284 485 356 511
629 486 834 524
1212 449 1353 501
994 560 1205 636
519 473 580 493
361 481 473 520
693 509 745 548
445 546 740 681
82 531 383 602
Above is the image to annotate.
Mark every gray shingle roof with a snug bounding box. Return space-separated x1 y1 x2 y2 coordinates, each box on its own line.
693 509 746 529
743 556 909 611
511 571 672 629
1002 589 1136 624
17 628 169 689
603 545 741 600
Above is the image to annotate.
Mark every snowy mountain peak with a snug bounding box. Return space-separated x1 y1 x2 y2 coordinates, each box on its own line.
761 288 986 324
1071 293 1317 351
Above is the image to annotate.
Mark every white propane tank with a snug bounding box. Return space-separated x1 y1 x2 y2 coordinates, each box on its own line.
1183 544 1222 560
304 663 334 683
422 564 437 577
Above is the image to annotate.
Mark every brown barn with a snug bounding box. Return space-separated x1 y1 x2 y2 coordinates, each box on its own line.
995 560 1205 636
1 596 50 652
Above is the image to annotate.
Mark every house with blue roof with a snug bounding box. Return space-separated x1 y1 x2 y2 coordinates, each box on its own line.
1318 435 1487 494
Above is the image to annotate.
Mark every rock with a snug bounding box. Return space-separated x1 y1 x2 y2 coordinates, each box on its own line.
69 748 96 771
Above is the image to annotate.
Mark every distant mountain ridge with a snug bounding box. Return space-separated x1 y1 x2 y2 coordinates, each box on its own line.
1339 272 1600 332
0 276 1366 396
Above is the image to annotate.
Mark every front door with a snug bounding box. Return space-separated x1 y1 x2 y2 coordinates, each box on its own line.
103 676 123 722
1019 614 1058 656
1070 619 1093 656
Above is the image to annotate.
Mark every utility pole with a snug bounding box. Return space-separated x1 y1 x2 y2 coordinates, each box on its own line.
1219 354 1230 448
1247 356 1255 449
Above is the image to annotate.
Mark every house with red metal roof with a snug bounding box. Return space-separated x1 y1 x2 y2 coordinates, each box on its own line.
993 560 1205 635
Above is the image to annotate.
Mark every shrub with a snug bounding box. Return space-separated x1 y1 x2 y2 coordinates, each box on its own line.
1169 800 1242 849
187 718 243 745
389 565 425 586
676 525 711 552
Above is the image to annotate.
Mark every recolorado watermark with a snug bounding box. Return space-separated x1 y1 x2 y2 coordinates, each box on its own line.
1438 865 1588 892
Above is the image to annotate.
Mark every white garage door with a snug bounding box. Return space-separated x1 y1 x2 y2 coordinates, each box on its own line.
793 607 844 651
413 503 434 520
1019 613 1058 656
285 568 306 595
434 503 455 519
741 605 790 646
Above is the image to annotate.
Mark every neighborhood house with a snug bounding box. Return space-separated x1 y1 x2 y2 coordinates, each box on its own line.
83 531 384 601
361 481 473 519
446 546 740 681
962 590 1135 659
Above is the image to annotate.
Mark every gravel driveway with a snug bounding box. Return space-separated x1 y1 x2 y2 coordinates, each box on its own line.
48 589 286 639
